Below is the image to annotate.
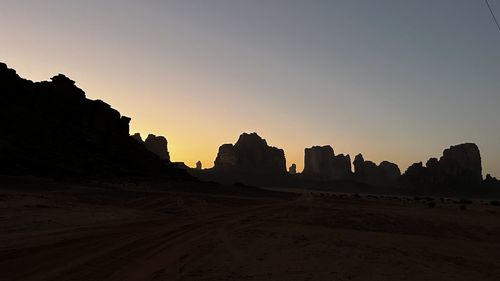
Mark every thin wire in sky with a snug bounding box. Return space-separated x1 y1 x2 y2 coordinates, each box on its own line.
485 0 500 33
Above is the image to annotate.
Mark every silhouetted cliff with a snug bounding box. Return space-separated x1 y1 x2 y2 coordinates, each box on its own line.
132 133 170 160
484 174 500 189
353 154 401 186
403 143 482 188
214 133 286 174
191 133 288 186
0 62 190 179
302 146 352 180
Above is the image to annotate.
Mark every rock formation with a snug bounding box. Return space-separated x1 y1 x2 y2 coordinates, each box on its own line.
485 174 498 184
403 143 482 187
214 133 286 174
302 146 352 180
0 62 190 179
379 161 402 183
354 154 401 186
144 134 170 160
131 133 170 161
132 133 143 142
214 144 238 169
483 174 500 190
289 164 297 175
440 143 482 183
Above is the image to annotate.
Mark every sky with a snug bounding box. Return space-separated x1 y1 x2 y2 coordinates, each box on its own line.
1 0 499 176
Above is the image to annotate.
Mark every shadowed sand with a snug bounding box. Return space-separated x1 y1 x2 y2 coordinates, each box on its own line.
1 177 500 281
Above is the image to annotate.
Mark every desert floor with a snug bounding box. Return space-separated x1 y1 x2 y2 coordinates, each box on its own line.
1 176 500 281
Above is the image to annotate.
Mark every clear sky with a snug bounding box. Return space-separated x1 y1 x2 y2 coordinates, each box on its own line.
1 0 499 176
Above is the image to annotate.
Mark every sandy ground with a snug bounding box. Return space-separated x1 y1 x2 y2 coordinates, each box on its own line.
1 177 500 281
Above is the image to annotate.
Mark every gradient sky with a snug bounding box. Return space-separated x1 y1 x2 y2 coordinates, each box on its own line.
1 0 499 176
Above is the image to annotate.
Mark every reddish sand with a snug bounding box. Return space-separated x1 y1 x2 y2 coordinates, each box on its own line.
1 177 500 281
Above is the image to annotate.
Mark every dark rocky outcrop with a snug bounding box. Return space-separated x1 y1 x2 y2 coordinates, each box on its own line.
353 154 401 186
403 143 482 187
379 161 402 183
289 164 297 175
483 174 500 191
192 133 288 186
132 133 170 160
302 146 352 180
0 62 190 179
485 174 499 184
144 134 170 160
131 133 143 143
214 133 286 174
214 144 238 170
440 143 482 184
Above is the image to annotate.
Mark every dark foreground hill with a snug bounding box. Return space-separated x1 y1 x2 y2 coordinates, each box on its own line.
0 62 190 180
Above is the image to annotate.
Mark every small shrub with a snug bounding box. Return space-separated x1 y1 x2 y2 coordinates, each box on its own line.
459 205 467 211
491 201 500 207
428 202 436 208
